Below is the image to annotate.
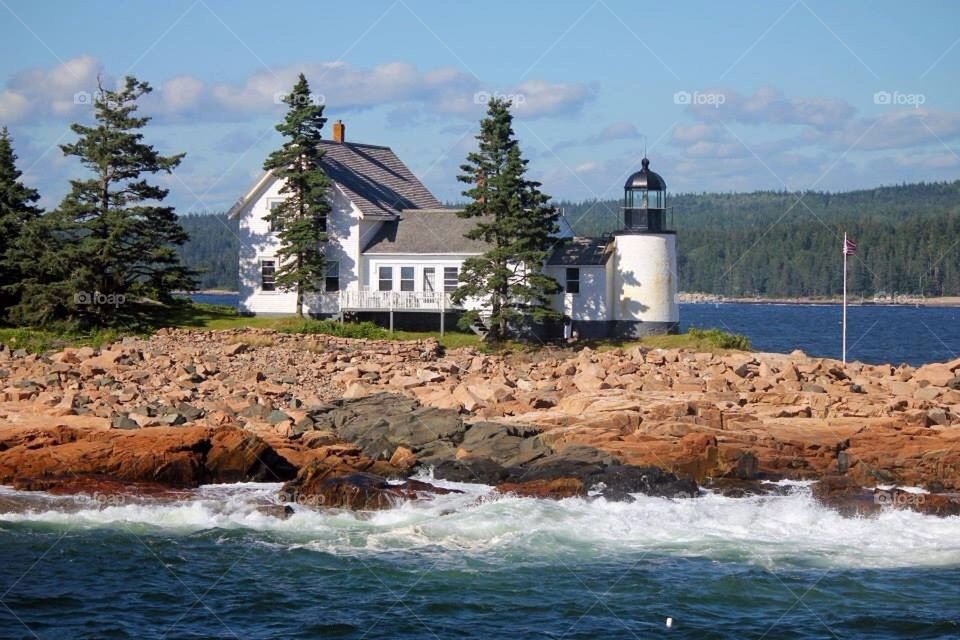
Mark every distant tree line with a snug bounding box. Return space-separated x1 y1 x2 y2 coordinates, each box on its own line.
556 182 960 297
177 213 238 290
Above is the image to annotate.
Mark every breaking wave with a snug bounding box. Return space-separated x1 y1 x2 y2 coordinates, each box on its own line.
2 479 959 571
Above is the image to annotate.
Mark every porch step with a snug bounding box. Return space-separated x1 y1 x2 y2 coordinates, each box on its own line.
469 316 490 338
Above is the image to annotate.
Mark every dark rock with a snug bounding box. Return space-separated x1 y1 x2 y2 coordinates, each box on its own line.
429 458 509 484
176 402 203 421
292 415 315 435
157 413 186 426
728 451 759 480
458 422 548 467
328 393 466 461
239 404 272 420
285 472 461 510
267 409 292 425
947 377 960 391
585 465 699 501
837 451 849 474
511 445 617 483
257 504 295 519
111 414 139 430
705 478 788 498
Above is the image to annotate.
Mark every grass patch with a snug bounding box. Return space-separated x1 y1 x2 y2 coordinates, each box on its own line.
4 301 748 356
0 301 486 353
0 327 123 354
591 327 750 353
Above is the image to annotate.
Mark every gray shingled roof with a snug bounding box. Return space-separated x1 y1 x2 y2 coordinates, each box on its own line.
547 236 613 265
317 141 440 218
362 209 488 254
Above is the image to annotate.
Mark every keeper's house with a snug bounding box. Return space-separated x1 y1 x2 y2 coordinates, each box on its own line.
228 121 678 338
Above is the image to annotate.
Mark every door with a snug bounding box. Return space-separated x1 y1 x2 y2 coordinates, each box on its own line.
423 268 436 293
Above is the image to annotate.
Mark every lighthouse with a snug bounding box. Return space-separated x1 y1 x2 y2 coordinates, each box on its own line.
612 157 679 336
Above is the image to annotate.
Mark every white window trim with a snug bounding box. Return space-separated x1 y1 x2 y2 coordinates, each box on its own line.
324 260 340 292
266 198 283 234
260 257 280 294
378 265 394 291
399 265 416 292
565 267 581 296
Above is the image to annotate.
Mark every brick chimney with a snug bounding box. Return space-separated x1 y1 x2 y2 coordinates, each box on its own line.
332 120 345 143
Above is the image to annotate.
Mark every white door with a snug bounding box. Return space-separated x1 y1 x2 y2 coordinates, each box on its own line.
423 268 436 293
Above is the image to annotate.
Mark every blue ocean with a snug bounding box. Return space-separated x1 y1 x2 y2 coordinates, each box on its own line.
191 294 960 367
3 300 959 638
2 480 959 639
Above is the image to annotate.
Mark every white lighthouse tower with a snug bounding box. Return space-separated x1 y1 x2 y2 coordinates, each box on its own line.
612 157 679 336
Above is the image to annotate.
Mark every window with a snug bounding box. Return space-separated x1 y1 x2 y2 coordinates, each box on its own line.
324 261 340 292
423 268 436 293
261 259 276 292
443 267 459 292
566 267 580 295
268 200 283 233
378 266 393 291
400 267 415 292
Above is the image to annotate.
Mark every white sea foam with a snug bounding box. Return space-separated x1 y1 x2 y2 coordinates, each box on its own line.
1 482 958 570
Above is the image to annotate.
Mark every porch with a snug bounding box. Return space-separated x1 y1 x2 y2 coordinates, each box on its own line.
318 290 467 335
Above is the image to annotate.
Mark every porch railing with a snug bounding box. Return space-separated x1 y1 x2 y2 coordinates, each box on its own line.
333 290 461 312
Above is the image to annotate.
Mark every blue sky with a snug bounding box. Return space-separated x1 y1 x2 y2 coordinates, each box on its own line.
1 0 959 212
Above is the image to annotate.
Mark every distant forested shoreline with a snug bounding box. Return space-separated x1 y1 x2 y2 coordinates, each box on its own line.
179 180 960 296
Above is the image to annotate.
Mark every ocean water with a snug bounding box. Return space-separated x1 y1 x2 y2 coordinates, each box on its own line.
190 293 960 367
2 480 959 639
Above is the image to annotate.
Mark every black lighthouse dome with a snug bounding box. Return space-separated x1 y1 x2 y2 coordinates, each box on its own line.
624 157 666 191
622 157 670 233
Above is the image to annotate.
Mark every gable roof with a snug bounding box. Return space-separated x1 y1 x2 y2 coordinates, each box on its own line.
547 236 614 266
317 141 440 218
362 209 488 255
227 140 440 220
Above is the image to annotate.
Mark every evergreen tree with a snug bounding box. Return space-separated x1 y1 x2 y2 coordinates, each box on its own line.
263 73 331 317
452 98 562 340
0 128 42 321
23 76 194 327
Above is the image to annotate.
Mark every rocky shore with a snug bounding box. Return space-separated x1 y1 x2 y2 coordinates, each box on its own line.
1 328 958 515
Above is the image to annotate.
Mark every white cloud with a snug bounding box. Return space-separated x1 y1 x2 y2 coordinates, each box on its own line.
0 55 102 123
1 57 595 124
691 86 856 130
553 120 640 151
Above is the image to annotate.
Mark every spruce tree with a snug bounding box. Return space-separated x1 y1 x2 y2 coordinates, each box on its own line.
452 98 562 340
0 128 42 321
34 76 194 327
263 73 331 317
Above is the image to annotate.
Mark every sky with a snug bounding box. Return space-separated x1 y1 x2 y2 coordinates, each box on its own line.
1 0 959 213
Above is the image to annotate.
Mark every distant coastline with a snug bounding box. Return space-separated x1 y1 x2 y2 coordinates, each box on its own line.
182 290 960 307
679 292 960 307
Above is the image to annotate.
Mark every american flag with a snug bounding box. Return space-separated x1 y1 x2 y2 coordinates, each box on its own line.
843 235 857 256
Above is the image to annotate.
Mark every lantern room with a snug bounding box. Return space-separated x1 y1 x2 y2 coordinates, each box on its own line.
622 157 669 233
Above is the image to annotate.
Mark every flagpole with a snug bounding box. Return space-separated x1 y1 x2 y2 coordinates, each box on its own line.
842 231 848 365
